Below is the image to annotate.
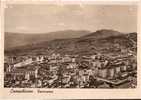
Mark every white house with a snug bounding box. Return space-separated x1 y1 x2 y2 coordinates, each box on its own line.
36 56 44 63
14 58 33 68
115 65 121 74
108 68 115 79
98 68 108 78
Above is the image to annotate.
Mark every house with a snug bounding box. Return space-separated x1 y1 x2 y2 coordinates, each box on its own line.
79 60 90 69
49 65 58 71
91 68 99 77
37 79 42 87
110 62 121 74
50 53 60 59
9 65 39 81
92 61 97 68
90 55 96 60
36 56 44 63
62 75 71 84
25 72 30 80
107 66 115 79
49 58 57 64
115 65 121 74
4 63 12 72
120 65 127 72
14 58 33 68
14 62 24 68
62 55 72 62
23 58 33 65
72 57 76 63
79 74 89 86
95 60 102 69
132 63 137 70
66 63 77 69
98 68 108 78
103 60 109 67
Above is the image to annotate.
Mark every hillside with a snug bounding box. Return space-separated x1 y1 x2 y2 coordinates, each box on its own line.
5 29 137 56
5 30 90 50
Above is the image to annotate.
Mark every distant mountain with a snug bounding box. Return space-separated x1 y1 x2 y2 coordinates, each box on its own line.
81 29 122 39
5 30 90 50
5 29 137 56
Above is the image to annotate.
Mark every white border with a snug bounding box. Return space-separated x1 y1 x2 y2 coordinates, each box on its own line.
0 0 141 99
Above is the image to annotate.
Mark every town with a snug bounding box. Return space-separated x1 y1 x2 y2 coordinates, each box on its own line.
4 52 137 88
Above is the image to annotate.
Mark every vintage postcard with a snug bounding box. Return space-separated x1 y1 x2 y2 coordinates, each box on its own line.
0 0 141 99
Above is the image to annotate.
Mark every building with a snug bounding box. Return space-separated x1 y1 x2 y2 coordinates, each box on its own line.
107 66 115 79
98 68 108 78
62 55 72 62
6 65 39 81
36 56 44 63
14 58 33 68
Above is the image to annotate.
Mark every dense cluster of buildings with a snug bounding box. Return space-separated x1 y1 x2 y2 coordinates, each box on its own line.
4 53 137 88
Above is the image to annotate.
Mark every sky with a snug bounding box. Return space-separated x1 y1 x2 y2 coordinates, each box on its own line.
5 4 137 34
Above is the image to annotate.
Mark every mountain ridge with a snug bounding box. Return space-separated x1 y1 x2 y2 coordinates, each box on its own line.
5 29 137 56
5 30 91 50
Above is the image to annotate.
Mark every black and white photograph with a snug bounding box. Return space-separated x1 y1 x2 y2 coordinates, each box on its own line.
4 3 137 89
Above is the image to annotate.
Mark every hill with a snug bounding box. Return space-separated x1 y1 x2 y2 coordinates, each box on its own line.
81 29 122 38
5 29 137 56
5 30 90 50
